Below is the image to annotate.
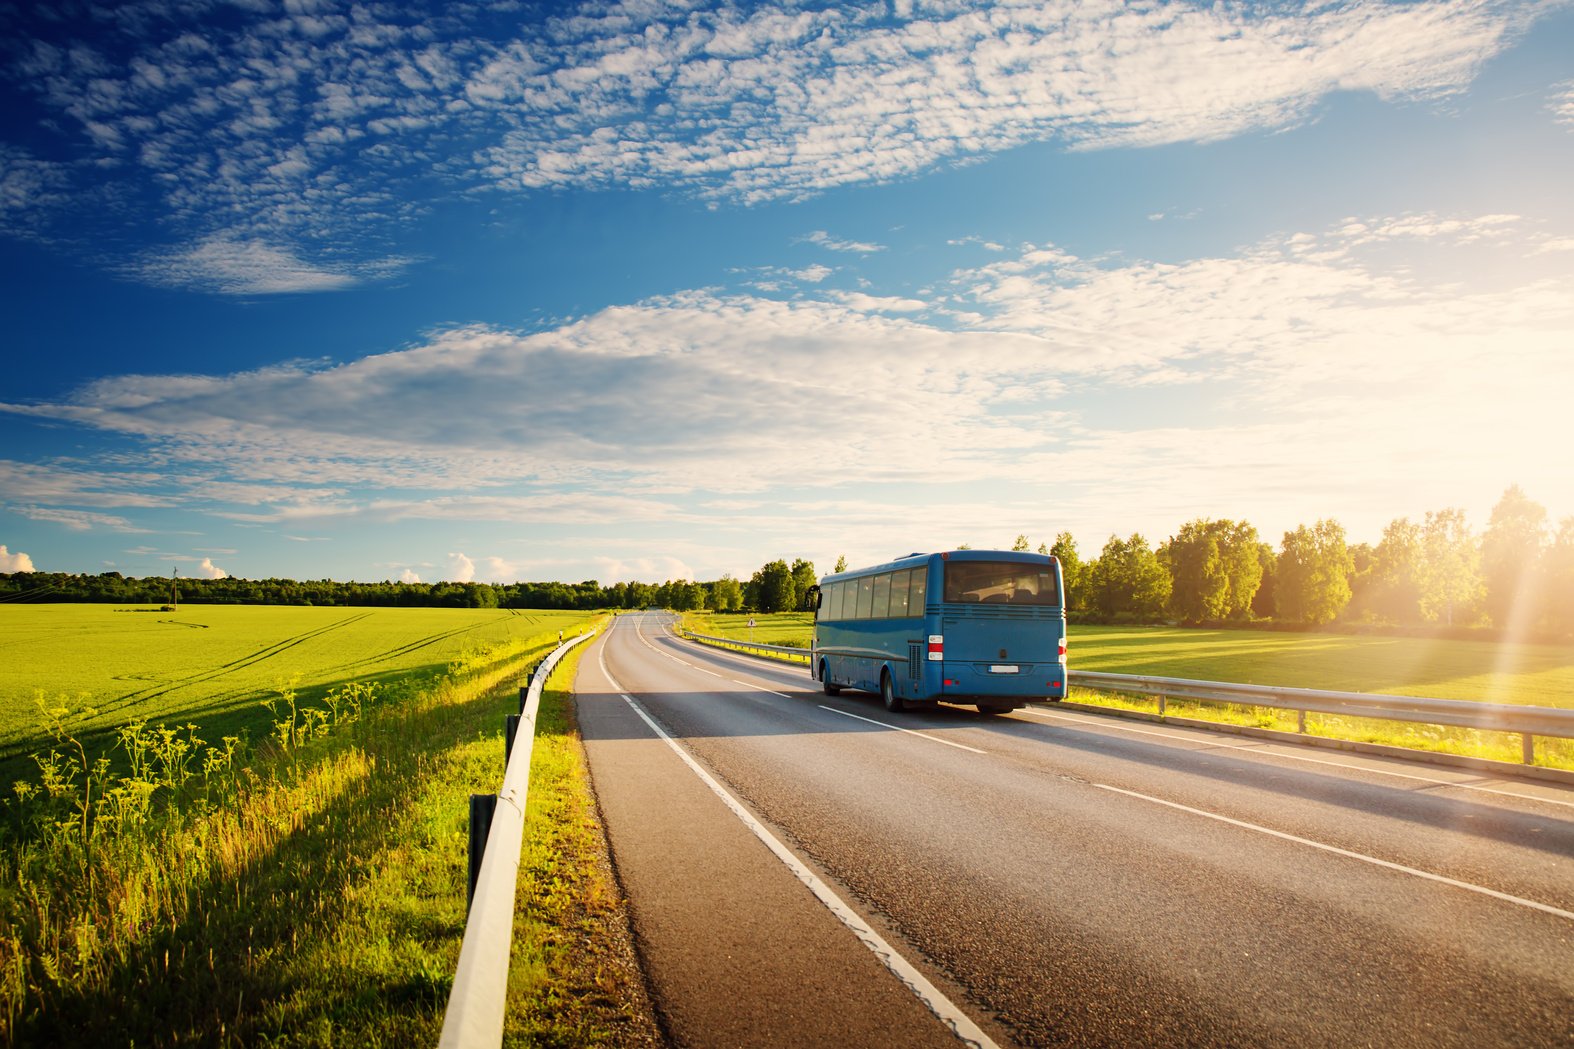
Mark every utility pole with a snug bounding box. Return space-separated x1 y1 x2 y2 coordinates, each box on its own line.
171 566 179 611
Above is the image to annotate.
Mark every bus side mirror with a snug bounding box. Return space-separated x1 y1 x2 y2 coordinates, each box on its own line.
806 584 822 617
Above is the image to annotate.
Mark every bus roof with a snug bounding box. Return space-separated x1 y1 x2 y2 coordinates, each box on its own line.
819 548 1055 586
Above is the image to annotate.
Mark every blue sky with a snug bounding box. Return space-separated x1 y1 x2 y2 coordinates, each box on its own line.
2 0 1571 586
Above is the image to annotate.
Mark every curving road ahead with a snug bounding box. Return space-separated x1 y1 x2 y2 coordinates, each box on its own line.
575 613 1574 1049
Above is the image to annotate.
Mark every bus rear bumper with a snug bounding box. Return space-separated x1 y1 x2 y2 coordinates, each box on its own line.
938 662 1067 702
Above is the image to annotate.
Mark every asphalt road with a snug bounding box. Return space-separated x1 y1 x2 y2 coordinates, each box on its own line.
575 613 1574 1049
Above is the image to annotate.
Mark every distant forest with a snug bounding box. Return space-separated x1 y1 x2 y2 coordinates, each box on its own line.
3 486 1568 640
0 572 686 612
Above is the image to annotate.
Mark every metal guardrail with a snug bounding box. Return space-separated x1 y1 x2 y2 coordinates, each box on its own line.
684 630 811 661
684 630 1573 768
439 630 596 1049
1069 671 1574 766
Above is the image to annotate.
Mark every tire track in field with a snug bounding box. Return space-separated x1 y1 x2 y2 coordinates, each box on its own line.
320 613 521 678
93 612 376 720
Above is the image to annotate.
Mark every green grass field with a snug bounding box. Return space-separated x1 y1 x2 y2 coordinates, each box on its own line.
1067 624 1574 708
0 604 593 781
0 605 622 1045
685 611 813 648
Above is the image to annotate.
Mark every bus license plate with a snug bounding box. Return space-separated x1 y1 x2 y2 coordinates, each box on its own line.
989 664 1019 674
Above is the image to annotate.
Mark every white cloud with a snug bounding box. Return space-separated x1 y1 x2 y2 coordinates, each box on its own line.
398 568 421 584
0 545 35 572
3 211 1569 551
471 0 1529 203
12 506 145 533
0 145 72 225
442 552 526 584
831 291 927 312
195 557 228 579
802 230 886 253
134 235 406 295
2 0 1538 279
445 552 475 583
593 555 698 584
1551 80 1574 129
0 459 176 509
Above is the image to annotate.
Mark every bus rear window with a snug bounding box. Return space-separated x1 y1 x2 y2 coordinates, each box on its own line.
942 561 1060 606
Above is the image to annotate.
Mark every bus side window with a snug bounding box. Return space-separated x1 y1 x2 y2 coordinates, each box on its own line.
855 575 873 619
890 570 910 617
910 567 927 609
872 573 892 619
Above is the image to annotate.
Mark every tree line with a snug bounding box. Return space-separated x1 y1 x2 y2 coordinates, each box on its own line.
3 485 1566 637
0 572 709 611
1030 484 1572 638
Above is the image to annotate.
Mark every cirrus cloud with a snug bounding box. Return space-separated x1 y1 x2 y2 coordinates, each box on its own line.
0 0 1542 288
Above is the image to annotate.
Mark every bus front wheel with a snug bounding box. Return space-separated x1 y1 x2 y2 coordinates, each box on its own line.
821 661 841 696
881 670 906 713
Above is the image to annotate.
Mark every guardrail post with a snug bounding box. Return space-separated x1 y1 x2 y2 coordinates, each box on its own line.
1298 709 1307 734
467 793 498 912
1523 734 1535 765
504 714 520 767
1158 693 1166 717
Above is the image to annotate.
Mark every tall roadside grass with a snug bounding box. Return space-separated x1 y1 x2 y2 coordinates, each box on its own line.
0 625 606 1046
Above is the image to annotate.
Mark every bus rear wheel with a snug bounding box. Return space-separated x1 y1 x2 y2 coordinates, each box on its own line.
881 670 906 713
821 661 841 696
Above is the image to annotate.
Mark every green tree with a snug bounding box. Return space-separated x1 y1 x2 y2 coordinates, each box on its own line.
1544 518 1574 635
790 558 818 611
1012 534 1031 552
708 573 744 611
1275 520 1353 624
1251 542 1276 619
1420 508 1482 626
665 580 705 612
1361 518 1424 623
1163 522 1228 622
833 555 848 573
1162 519 1263 622
1048 533 1086 611
1481 485 1548 630
751 560 794 613
1089 534 1170 620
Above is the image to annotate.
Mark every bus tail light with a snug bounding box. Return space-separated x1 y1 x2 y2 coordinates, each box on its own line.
1058 638 1067 664
927 635 943 661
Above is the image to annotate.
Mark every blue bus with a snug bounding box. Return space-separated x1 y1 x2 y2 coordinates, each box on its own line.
811 549 1067 713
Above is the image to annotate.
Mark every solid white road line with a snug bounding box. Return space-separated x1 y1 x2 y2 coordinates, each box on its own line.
1094 781 1574 922
597 622 1000 1049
